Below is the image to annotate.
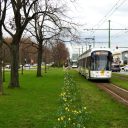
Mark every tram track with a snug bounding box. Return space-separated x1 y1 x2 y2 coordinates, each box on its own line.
94 82 128 106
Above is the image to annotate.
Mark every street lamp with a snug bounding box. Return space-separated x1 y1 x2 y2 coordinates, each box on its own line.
2 60 5 82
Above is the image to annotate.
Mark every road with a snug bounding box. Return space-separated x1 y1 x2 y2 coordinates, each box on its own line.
114 70 128 75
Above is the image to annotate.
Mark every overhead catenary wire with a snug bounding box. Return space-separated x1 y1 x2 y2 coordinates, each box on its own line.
92 0 127 29
83 0 128 46
110 20 128 38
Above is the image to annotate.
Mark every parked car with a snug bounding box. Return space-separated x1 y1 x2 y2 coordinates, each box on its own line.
5 64 11 69
124 65 128 71
33 64 37 66
24 64 30 69
120 66 124 71
111 64 120 72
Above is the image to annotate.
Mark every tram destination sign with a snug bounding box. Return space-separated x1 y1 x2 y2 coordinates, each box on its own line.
94 51 108 55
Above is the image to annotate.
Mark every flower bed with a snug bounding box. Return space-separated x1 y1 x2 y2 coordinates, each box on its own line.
55 71 88 128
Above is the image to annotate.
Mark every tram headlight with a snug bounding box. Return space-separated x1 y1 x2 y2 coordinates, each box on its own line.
106 71 110 76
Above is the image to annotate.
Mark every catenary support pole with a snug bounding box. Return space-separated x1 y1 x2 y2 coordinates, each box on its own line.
108 20 111 48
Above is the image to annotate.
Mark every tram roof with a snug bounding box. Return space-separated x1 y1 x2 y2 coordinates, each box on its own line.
78 47 112 60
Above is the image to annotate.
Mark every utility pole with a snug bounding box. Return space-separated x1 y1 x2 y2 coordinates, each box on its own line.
108 20 111 48
2 49 5 82
84 20 128 48
44 41 47 73
82 46 83 54
93 36 95 48
74 48 81 56
78 48 80 56
84 37 95 50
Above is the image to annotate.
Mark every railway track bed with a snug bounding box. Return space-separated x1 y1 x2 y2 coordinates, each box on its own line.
94 82 128 106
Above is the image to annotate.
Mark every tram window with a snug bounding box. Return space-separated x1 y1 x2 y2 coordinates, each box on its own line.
82 59 84 67
85 58 87 67
86 57 91 69
108 52 113 61
83 58 86 67
91 54 94 62
79 60 81 66
86 58 88 68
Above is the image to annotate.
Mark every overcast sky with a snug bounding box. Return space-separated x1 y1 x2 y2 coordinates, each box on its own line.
4 0 128 56
66 0 128 55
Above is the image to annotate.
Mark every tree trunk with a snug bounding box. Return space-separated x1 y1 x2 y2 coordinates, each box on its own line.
0 27 3 94
37 43 43 77
44 48 47 73
0 43 3 95
9 43 20 88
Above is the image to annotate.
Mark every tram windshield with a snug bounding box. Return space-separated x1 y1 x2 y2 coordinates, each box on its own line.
91 51 112 71
71 61 78 68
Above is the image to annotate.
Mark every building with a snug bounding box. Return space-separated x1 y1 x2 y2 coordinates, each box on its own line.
112 49 128 65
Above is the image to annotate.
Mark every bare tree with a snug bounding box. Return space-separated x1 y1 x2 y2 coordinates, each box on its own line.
27 0 79 76
26 0 63 77
0 0 8 94
3 0 43 88
52 41 69 67
19 38 38 75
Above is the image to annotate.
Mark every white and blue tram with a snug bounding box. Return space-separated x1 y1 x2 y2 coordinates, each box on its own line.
71 60 78 68
78 48 113 80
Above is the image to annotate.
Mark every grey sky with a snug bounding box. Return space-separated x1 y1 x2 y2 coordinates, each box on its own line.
3 0 128 55
66 0 128 55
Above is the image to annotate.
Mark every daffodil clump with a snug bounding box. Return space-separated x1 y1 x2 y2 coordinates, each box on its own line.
55 71 88 128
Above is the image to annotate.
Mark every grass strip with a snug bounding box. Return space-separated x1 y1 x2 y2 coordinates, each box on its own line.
55 70 88 128
0 68 63 128
111 73 128 90
70 70 128 128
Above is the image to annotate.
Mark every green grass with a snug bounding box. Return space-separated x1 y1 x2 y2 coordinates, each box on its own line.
112 72 128 77
111 73 128 90
0 69 128 128
69 70 128 128
0 68 64 128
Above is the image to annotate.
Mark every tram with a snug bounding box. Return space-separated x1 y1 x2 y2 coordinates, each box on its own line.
71 60 78 68
78 48 113 80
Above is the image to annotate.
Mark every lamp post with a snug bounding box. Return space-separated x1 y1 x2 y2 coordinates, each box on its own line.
2 60 5 82
2 48 5 82
108 20 111 48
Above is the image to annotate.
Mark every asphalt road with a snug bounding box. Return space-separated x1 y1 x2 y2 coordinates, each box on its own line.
114 70 128 75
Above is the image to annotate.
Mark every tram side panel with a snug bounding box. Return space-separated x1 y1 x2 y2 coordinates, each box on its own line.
78 57 91 79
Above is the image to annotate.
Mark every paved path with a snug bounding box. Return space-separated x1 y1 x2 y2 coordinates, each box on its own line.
115 70 128 75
